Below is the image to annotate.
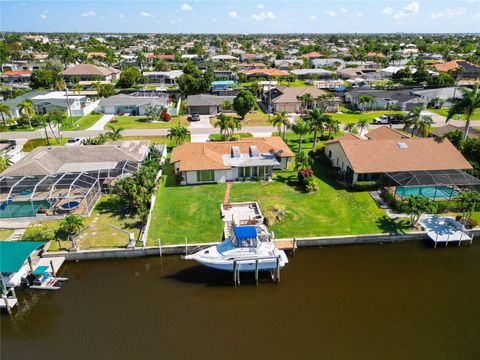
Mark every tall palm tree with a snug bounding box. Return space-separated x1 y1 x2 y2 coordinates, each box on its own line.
0 103 11 127
306 107 328 146
269 111 288 139
106 125 124 141
214 113 233 140
292 119 310 153
250 82 262 99
417 115 433 137
302 93 314 110
447 86 480 141
167 122 191 146
326 118 340 139
357 95 375 112
344 123 358 134
229 116 242 139
136 51 147 69
71 83 83 94
17 99 35 129
60 215 85 236
403 106 423 136
294 151 312 171
356 117 370 137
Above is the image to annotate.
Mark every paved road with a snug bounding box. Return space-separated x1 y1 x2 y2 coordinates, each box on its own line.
1 115 478 141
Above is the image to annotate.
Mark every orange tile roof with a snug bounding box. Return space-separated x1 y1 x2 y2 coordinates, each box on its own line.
243 68 289 77
146 53 175 60
433 60 460 73
303 52 322 58
365 127 410 140
1 70 32 76
87 52 107 58
367 52 385 58
325 133 361 144
333 138 472 174
171 137 294 172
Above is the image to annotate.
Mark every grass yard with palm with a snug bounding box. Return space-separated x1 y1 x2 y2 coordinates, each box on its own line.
428 108 480 121
329 108 404 124
108 115 188 129
148 132 396 245
60 114 102 130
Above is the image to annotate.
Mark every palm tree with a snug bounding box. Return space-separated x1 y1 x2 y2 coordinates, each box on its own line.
344 123 358 134
417 115 433 137
17 99 35 129
357 95 375 112
60 215 85 236
326 118 340 139
250 82 262 99
229 116 242 139
302 93 314 111
0 103 11 127
106 125 124 141
71 83 83 94
447 86 480 141
136 51 147 69
269 111 288 139
167 122 191 146
214 113 233 140
356 117 370 136
0 156 12 173
291 119 310 153
294 151 312 171
306 107 329 146
403 106 423 136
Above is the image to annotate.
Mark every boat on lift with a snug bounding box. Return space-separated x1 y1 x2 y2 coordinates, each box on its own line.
183 225 288 272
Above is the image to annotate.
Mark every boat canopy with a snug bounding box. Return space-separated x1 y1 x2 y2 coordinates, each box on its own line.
33 265 49 275
233 226 257 240
0 241 45 274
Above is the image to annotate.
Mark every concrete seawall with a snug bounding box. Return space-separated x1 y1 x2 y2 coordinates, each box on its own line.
43 230 479 261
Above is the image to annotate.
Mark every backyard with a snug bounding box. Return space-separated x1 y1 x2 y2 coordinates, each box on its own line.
148 132 398 246
108 115 189 129
329 106 404 124
60 114 102 131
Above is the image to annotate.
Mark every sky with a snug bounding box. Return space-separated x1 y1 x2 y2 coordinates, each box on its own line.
1 0 479 34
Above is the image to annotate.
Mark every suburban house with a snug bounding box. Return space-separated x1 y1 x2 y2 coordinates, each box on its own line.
265 86 340 113
290 69 333 80
61 64 121 83
274 59 303 70
237 63 267 71
240 53 265 62
324 127 476 192
242 69 289 78
0 141 153 219
0 70 32 85
97 93 169 116
5 91 98 118
345 89 427 111
433 60 480 85
312 58 345 69
170 137 294 185
143 70 183 85
214 70 235 80
431 124 480 140
411 87 463 107
186 94 235 115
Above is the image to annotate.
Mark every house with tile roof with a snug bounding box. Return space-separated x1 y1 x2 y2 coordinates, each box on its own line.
432 60 480 85
61 64 121 83
0 70 32 85
265 86 340 113
170 137 294 185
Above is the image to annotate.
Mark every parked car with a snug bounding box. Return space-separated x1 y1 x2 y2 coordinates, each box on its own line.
373 114 404 125
189 112 200 122
65 137 83 147
373 115 390 124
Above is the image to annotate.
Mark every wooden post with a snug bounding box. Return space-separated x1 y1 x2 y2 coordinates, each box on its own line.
233 261 237 286
27 256 34 273
255 259 259 285
50 260 56 277
470 232 474 246
275 257 280 284
158 239 162 257
458 231 462 247
292 238 297 256
184 237 188 256
0 278 11 314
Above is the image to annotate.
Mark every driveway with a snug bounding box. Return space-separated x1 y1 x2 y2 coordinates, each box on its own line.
188 115 214 129
87 114 114 130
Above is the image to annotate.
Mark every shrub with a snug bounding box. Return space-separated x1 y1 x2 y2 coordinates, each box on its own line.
297 168 313 183
467 218 478 229
22 224 56 242
352 181 380 192
304 176 318 193
162 112 171 122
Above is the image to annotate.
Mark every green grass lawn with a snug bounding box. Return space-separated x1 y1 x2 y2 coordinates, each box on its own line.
0 229 13 240
121 135 189 151
330 109 404 124
108 115 188 129
47 195 143 251
22 137 69 152
60 114 102 131
428 108 480 121
211 112 271 127
148 132 400 245
1 124 42 132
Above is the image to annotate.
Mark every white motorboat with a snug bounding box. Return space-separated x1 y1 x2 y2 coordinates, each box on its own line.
184 225 288 272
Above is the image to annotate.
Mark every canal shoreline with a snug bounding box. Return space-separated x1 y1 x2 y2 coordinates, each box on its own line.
43 229 479 261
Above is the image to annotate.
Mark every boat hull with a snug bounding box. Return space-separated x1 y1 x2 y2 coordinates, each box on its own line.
197 258 287 272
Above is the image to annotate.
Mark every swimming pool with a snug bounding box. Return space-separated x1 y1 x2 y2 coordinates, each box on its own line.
395 186 458 200
0 200 51 218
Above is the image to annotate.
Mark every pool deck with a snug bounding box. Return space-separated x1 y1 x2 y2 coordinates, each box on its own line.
419 215 473 247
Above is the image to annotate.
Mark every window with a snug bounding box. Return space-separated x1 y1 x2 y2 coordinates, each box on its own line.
259 167 265 177
196 170 215 182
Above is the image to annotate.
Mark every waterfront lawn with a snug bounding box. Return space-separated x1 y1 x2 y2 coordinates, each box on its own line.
60 114 102 131
148 132 391 245
0 229 13 240
22 137 69 152
108 115 189 129
428 108 480 120
329 109 404 124
47 195 143 251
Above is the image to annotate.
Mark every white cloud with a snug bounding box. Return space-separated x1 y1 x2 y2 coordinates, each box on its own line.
356 12 363 17
181 3 192 11
382 7 393 14
140 11 152 17
340 8 347 13
170 20 176 24
229 10 238 18
257 3 264 9
430 8 466 20
81 10 96 17
326 11 336 17
474 12 480 19
393 2 420 20
251 11 275 21
119 13 125 19
40 14 47 19
310 15 316 21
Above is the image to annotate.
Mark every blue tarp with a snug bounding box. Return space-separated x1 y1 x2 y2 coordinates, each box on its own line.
0 241 46 273
233 226 257 239
33 265 49 275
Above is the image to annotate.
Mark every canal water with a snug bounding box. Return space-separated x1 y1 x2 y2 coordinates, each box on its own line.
2 241 480 359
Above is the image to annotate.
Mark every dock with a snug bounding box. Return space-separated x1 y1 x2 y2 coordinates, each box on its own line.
419 215 473 248
274 238 297 252
35 256 66 276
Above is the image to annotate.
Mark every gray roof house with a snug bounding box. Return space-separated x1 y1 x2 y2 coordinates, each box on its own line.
345 89 428 111
186 94 236 115
97 94 168 116
290 68 333 79
312 58 345 69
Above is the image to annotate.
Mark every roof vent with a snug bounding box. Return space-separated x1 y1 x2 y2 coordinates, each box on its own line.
398 142 408 149
231 146 240 158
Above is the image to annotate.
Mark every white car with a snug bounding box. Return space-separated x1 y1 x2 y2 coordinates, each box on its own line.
373 115 389 124
65 137 83 147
